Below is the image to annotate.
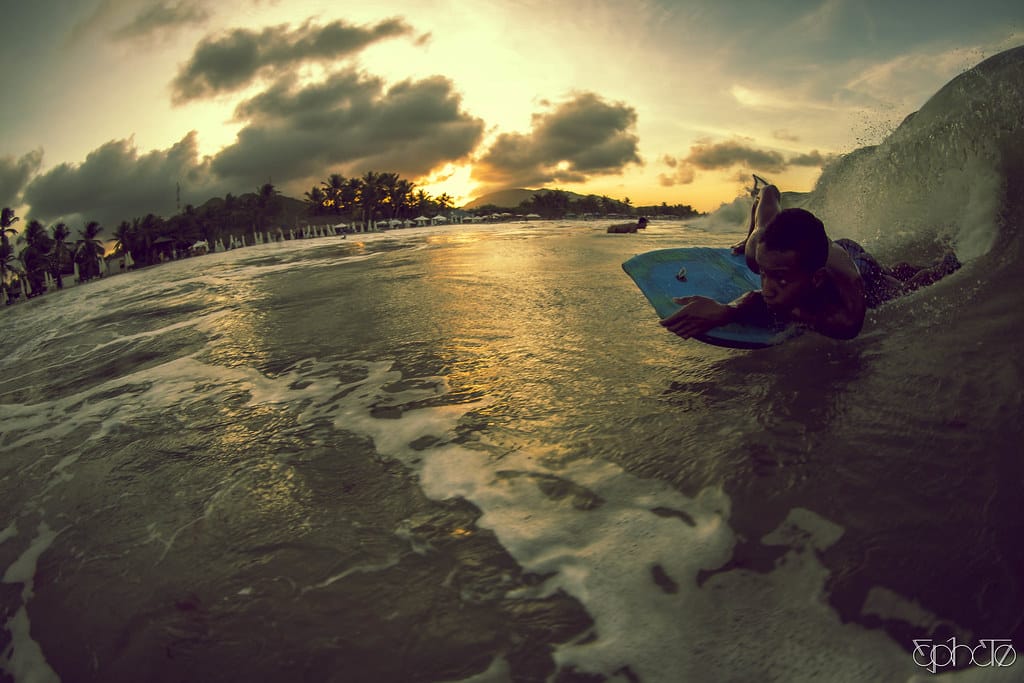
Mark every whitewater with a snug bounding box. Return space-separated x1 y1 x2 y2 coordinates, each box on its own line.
1 46 1022 682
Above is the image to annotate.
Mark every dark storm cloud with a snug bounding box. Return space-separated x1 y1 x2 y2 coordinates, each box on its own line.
171 17 414 103
473 93 642 188
0 149 43 208
22 133 224 227
113 1 211 40
211 70 484 188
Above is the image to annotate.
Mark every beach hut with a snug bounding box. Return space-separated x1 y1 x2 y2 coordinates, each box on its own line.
414 215 430 227
431 215 448 225
152 236 179 260
190 240 209 256
388 219 402 229
525 213 541 221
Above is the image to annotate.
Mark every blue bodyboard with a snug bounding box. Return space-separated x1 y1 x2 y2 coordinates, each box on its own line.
622 247 799 349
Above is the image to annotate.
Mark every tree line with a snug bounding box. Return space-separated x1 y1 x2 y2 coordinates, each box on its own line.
2 207 104 299
479 189 702 220
1 184 288 300
2 169 702 302
305 171 454 222
0 172 457 301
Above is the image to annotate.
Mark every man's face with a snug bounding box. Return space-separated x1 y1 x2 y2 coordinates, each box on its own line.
754 244 816 312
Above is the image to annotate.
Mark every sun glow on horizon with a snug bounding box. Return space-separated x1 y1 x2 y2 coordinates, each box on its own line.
416 163 478 207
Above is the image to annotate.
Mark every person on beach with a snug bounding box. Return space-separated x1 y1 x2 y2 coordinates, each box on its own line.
660 177 962 341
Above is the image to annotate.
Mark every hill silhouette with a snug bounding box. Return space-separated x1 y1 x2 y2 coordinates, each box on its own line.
463 188 587 210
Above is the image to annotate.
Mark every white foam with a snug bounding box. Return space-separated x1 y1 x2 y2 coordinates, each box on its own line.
32 351 970 682
233 359 956 681
862 586 944 631
440 655 511 683
1 522 61 683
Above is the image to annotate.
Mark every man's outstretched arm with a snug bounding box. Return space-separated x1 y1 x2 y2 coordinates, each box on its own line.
660 291 768 339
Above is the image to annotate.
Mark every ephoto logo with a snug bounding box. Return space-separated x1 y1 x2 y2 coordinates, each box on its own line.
913 638 1016 674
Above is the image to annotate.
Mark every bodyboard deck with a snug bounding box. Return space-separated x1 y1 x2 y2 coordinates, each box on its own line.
622 247 799 349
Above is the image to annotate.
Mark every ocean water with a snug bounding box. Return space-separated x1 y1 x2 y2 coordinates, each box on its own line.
1 47 1023 683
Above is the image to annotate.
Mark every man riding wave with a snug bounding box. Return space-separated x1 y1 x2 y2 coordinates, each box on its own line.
660 177 961 341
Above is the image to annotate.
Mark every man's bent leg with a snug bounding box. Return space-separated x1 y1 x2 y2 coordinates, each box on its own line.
731 199 760 254
740 185 782 272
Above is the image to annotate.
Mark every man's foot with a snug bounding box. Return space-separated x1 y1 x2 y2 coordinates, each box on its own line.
749 174 771 199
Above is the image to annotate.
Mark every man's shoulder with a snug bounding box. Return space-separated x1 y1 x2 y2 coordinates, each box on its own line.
826 241 863 283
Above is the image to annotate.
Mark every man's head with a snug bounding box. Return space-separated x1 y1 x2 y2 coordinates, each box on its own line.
754 208 829 311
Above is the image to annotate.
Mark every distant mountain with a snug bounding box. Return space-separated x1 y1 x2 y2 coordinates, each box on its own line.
462 188 588 210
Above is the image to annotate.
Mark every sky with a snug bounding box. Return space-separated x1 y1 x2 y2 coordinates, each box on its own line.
1 0 1022 227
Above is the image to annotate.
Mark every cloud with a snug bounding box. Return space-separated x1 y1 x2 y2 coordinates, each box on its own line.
68 0 211 44
17 68 485 226
686 138 787 173
113 1 211 41
0 149 44 208
473 92 642 188
788 149 834 167
658 154 695 187
171 18 415 103
212 71 485 190
22 133 223 227
773 129 800 143
658 137 833 185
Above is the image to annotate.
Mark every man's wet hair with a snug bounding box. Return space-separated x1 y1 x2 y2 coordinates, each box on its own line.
761 208 829 271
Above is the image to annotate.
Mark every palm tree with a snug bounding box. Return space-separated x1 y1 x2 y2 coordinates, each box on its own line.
50 222 71 288
359 171 383 227
21 219 53 251
1 207 19 241
305 186 327 215
412 189 432 216
320 174 347 216
75 221 105 281
435 193 454 211
223 193 238 235
110 220 138 270
112 221 131 255
136 214 166 264
341 177 362 227
17 219 52 296
1 236 19 301
254 183 280 234
381 174 414 220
